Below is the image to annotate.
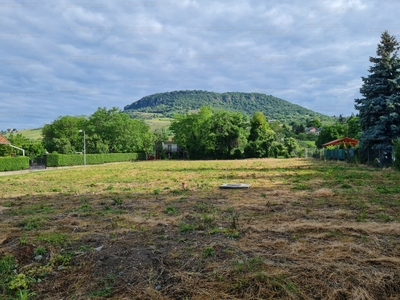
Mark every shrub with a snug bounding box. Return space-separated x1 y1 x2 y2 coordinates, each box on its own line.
46 153 145 167
0 156 30 171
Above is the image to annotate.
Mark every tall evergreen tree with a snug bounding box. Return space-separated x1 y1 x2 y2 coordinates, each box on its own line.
355 31 400 152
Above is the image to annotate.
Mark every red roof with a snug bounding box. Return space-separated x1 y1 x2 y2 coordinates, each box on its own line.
0 133 10 144
322 137 358 148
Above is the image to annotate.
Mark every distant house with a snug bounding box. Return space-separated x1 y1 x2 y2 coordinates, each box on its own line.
6 128 18 133
161 139 183 158
306 126 320 135
0 133 10 144
162 141 179 153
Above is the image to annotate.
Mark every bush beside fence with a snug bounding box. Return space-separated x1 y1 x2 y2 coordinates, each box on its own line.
0 156 30 171
46 153 146 167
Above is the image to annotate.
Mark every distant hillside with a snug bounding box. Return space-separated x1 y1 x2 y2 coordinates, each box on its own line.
124 90 332 123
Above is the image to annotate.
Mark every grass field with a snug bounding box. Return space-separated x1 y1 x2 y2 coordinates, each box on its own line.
0 158 399 299
11 128 43 141
145 118 173 131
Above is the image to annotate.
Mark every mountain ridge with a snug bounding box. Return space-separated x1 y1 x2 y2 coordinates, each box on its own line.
124 90 332 123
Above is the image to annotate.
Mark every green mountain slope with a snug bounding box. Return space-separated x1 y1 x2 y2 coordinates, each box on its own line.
124 90 332 123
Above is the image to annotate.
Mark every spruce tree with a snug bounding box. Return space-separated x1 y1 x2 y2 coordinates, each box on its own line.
355 31 400 152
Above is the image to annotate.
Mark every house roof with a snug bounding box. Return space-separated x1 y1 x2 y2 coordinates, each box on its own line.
0 133 10 144
322 137 358 148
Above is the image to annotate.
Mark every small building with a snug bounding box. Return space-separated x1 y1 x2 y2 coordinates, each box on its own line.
0 133 10 145
306 126 320 135
162 141 179 153
161 139 184 158
322 137 358 148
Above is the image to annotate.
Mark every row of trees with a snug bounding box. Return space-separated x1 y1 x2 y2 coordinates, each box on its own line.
1 107 157 158
42 107 155 155
170 107 299 159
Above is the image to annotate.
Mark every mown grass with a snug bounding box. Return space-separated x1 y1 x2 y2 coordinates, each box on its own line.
0 158 400 299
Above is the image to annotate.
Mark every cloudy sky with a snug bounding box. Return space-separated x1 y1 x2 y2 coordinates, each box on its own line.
0 0 399 129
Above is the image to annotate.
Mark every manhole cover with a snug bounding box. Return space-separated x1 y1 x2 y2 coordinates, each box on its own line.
219 183 250 189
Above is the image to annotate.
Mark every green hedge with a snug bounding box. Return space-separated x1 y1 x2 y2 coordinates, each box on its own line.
46 153 145 167
0 156 30 171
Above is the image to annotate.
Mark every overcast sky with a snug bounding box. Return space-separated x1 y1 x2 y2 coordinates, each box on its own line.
1 0 399 129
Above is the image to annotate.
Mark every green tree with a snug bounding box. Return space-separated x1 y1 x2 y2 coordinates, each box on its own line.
355 31 400 152
284 137 298 156
291 121 305 135
170 106 212 159
42 115 86 153
315 123 346 148
206 111 248 159
86 107 154 154
245 112 275 157
306 118 321 128
347 116 362 140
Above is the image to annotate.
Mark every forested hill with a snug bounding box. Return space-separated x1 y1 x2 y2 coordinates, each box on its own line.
124 90 332 123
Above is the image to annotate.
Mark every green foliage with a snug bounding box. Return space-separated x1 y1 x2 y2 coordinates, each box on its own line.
203 246 215 257
87 107 155 154
41 107 155 155
42 115 86 154
35 232 68 246
124 90 332 124
90 274 115 298
306 118 321 128
19 216 44 231
46 153 144 167
179 223 197 233
0 133 46 158
0 254 15 295
9 273 29 290
206 110 248 159
355 31 400 152
0 156 30 171
34 247 47 256
284 137 298 156
170 106 213 159
315 123 347 148
171 107 249 159
164 206 177 214
245 112 275 158
347 116 361 140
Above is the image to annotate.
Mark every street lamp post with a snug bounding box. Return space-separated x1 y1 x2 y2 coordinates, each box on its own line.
78 130 86 167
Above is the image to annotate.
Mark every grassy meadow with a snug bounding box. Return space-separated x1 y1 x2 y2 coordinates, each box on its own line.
12 128 43 141
0 158 399 299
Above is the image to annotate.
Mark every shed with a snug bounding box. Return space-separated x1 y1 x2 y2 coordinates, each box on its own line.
322 137 358 148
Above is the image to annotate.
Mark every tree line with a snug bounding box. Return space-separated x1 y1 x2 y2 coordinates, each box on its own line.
0 107 156 158
169 107 301 159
